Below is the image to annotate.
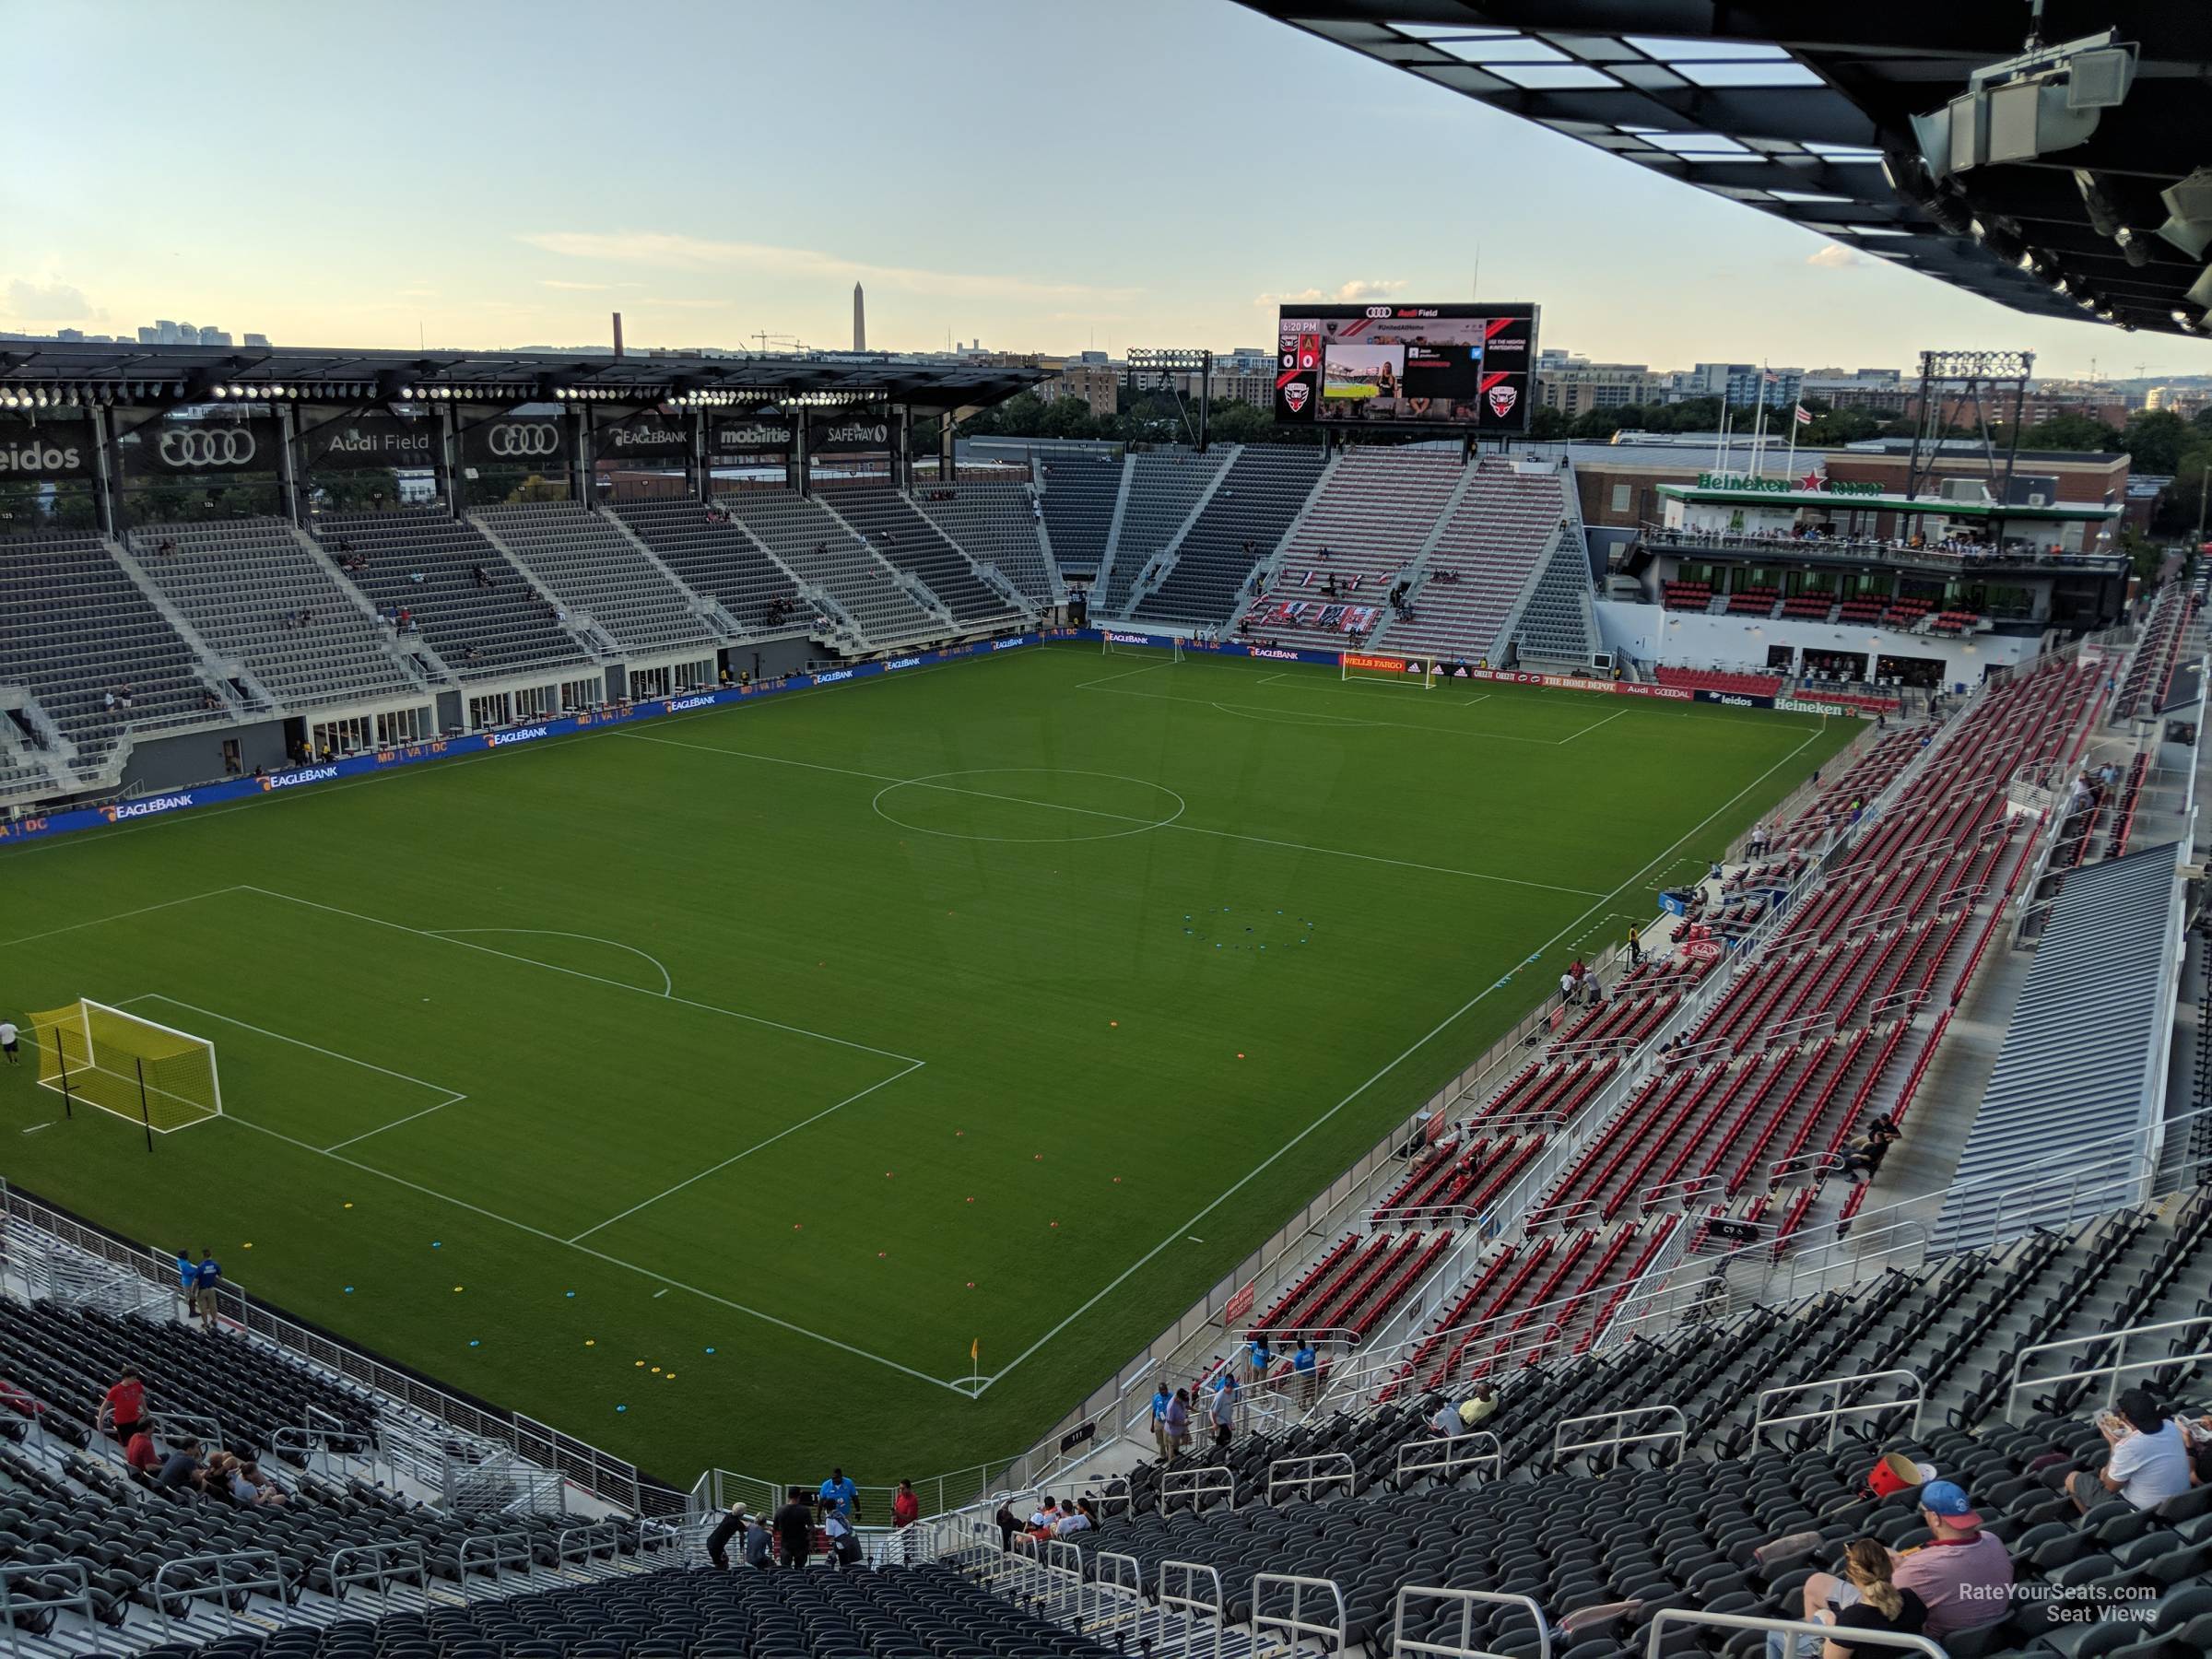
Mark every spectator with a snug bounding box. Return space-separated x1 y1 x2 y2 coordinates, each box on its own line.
818 1465 858 1519
2074 1389 2192 1512
890 1478 920 1529
172 1250 196 1314
1054 1498 1091 1535
992 1500 1023 1554
1247 1334 1273 1382
1771 1536 1926 1659
706 1502 749 1569
1208 1371 1237 1449
152 1437 204 1496
1429 1396 1463 1442
98 1367 147 1445
1147 1382 1174 1459
772 1487 818 1570
743 1511 775 1570
1841 1115 1901 1181
1558 970 1576 1011
193 1248 222 1325
1626 922 1642 967
1888 1481 2011 1640
1163 1387 1192 1458
234 1458 284 1504
822 1508 863 1568
124 1423 160 1477
1458 1383 1498 1430
1293 1338 1318 1406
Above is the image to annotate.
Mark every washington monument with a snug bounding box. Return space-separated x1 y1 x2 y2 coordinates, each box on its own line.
853 282 866 352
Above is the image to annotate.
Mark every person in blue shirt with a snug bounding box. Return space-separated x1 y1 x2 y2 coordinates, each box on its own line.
174 1251 196 1313
818 1467 857 1520
1149 1383 1173 1461
193 1249 222 1326
1292 1339 1318 1407
1247 1336 1272 1384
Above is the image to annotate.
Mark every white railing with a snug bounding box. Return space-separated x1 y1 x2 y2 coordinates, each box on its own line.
1552 1404 1688 1465
1254 1572 1348 1656
1159 1559 1228 1659
1396 1585 1555 1659
1160 1464 1235 1512
1266 1451 1355 1505
1394 1430 1503 1488
2005 1315 2212 1424
1646 1608 1945 1658
1754 1367 1924 1451
152 1549 288 1637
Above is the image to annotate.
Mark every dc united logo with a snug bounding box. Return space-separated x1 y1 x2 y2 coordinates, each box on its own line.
1284 383 1311 414
1486 383 1518 418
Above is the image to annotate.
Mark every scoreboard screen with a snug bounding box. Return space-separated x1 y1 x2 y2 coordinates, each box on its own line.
1274 302 1539 433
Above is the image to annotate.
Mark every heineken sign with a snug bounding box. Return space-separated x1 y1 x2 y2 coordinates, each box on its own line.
1696 471 1881 498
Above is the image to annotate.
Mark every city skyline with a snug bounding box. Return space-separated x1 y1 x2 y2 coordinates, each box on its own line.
7 0 2212 382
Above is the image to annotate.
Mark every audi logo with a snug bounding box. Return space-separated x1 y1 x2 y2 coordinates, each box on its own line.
487 423 560 458
158 428 258 468
1365 306 1394 318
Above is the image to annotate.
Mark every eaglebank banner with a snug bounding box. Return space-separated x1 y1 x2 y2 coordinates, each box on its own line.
594 410 692 463
118 414 281 477
1460 667 1693 701
0 418 97 481
0 633 1047 847
300 410 439 472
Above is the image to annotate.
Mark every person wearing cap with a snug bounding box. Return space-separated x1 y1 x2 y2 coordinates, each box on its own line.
705 1501 749 1570
2072 1387 2193 1512
1889 1479 2013 1639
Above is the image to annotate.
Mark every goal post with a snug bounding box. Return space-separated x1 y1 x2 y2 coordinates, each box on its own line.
29 1000 221 1135
1342 650 1434 688
1100 630 1183 663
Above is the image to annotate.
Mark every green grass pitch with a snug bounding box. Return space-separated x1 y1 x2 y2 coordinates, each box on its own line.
0 643 1854 1492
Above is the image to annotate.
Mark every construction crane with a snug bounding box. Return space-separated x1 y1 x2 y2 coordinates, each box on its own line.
748 332 804 355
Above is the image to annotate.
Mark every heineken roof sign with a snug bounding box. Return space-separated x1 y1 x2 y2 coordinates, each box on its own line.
1695 470 1882 497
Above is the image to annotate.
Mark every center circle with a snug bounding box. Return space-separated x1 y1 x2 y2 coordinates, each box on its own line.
871 767 1187 844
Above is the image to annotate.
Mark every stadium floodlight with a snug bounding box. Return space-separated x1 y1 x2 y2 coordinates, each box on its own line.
29 1000 222 1136
1912 29 2136 180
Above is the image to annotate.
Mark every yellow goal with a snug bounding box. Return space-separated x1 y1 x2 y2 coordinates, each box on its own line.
29 1000 222 1135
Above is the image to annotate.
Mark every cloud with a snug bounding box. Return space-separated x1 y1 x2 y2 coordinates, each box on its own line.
521 230 1137 304
1805 244 1863 270
5 277 103 321
1253 277 1407 305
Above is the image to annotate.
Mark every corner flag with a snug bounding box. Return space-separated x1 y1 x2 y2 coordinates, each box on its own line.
971 1337 981 1361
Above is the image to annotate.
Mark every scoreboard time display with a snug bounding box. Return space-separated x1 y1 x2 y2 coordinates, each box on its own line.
1274 302 1539 433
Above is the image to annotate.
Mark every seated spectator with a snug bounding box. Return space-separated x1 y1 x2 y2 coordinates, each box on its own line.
743 1511 775 1569
1841 1115 1901 1181
1772 1537 1926 1659
123 1424 161 1477
2073 1388 2192 1512
1890 1481 2011 1639
1429 1396 1464 1441
1053 1498 1090 1535
152 1437 204 1496
1458 1383 1499 1430
234 1459 284 1505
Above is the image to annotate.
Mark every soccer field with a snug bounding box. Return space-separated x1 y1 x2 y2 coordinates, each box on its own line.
0 643 1855 1488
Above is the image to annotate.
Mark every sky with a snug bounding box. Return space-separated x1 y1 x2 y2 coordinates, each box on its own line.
6 0 2211 382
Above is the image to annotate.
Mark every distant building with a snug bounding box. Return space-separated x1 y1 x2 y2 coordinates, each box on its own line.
1042 361 1118 418
135 319 236 347
1536 360 1665 417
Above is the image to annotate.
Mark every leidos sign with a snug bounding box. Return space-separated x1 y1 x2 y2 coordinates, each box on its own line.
0 421 92 479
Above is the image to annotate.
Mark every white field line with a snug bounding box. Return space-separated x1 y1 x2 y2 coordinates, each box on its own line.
617 730 1606 900
1560 707 1630 744
567 1059 926 1243
428 928 675 998
236 886 923 1066
0 887 243 951
1072 662 1179 691
214 1111 967 1392
972 724 1829 1391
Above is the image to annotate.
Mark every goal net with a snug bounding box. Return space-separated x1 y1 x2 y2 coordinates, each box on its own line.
1342 650 1434 688
1100 631 1183 662
29 1000 222 1133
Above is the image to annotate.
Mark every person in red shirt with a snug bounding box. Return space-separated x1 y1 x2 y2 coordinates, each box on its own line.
98 1369 146 1444
891 1479 920 1530
124 1425 160 1477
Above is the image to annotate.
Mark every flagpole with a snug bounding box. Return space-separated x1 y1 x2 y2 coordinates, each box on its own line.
1785 402 1802 483
1713 406 1728 477
1750 364 1769 477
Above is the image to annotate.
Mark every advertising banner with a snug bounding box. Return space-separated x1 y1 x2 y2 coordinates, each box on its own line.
594 409 692 464
705 415 794 461
0 418 97 481
118 414 280 476
809 404 891 453
459 410 566 466
299 410 439 472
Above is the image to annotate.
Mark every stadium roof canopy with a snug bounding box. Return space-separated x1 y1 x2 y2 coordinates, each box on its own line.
1238 3 2212 339
0 341 1045 412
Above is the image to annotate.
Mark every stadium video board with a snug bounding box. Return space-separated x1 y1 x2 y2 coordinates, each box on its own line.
1274 302 1538 433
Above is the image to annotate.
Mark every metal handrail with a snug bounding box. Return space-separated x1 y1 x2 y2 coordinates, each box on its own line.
1755 1367 1924 1450
151 1549 286 1635
1646 1607 1946 1658
1089 1549 1144 1639
0 1560 94 1655
1266 1451 1355 1505
1394 1430 1503 1488
1253 1571 1348 1656
1396 1584 1554 1659
325 1540 425 1608
1159 1559 1227 1659
453 1531 535 1604
1159 1464 1235 1512
2005 1315 2212 1424
1552 1404 1687 1464
554 1521 622 1572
